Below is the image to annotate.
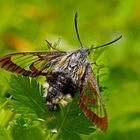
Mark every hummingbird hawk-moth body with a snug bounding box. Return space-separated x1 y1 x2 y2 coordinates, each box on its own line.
0 13 122 131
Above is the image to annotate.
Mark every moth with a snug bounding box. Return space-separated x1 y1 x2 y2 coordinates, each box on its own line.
0 13 122 131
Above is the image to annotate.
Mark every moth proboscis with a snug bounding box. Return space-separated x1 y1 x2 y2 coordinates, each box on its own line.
0 13 122 131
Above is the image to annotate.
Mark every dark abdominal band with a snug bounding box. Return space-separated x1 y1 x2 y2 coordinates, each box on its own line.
45 71 79 111
47 71 79 97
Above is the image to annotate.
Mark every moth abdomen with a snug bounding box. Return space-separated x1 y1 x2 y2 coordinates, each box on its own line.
47 71 79 95
44 71 80 111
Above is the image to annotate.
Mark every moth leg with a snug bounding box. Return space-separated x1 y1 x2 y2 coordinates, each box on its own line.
45 38 64 52
91 61 105 86
90 50 105 86
45 40 53 50
53 38 61 49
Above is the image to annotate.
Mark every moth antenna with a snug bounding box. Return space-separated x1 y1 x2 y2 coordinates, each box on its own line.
75 12 83 47
90 35 122 50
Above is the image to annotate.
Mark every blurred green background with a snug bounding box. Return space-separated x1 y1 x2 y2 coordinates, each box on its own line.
0 0 140 140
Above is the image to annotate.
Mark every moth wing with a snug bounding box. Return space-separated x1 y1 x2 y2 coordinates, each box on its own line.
79 66 107 131
0 52 65 77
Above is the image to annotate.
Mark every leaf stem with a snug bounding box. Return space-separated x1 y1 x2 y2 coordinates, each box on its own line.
47 104 71 140
0 95 13 109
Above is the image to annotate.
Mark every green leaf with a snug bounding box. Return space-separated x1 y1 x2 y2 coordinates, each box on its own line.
9 75 46 119
8 75 95 140
0 127 13 140
46 94 95 140
10 116 45 140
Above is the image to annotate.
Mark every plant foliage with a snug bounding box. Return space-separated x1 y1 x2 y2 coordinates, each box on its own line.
9 75 46 119
6 75 95 140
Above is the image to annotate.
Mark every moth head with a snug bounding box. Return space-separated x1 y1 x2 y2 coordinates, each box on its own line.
74 12 122 53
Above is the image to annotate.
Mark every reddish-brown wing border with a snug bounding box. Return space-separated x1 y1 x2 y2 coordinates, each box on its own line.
0 52 65 77
79 66 107 131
